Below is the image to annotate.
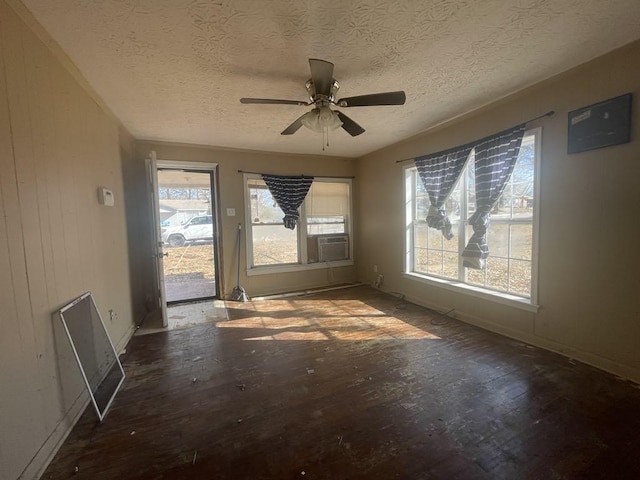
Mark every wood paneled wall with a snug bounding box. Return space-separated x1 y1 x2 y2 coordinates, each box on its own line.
0 3 135 479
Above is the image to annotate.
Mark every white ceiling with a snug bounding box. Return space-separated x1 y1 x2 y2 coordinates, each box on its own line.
20 0 640 158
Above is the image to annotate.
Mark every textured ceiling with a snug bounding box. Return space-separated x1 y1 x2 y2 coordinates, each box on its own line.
20 0 640 158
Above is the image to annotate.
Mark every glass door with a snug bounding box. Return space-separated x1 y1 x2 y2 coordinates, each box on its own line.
155 167 220 303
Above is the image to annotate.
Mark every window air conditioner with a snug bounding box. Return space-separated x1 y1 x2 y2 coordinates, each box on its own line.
317 235 349 262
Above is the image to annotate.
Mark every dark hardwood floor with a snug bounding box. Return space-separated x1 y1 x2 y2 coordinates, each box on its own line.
42 286 640 479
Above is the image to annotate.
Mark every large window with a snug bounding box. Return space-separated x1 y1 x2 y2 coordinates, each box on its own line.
245 175 352 273
405 128 540 305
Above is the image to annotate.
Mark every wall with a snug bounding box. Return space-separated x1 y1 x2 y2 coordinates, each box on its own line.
355 41 640 383
0 2 136 479
134 141 358 299
120 128 155 323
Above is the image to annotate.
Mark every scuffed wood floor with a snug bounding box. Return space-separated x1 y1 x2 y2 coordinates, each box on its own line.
42 286 640 479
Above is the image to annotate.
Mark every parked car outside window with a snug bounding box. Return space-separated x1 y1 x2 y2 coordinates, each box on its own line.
161 215 213 246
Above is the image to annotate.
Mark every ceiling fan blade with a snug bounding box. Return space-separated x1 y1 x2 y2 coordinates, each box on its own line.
338 91 406 107
309 58 334 97
281 113 306 135
335 111 365 137
241 98 307 106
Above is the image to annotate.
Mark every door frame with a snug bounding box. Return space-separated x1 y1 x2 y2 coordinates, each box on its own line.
148 158 223 324
147 152 168 327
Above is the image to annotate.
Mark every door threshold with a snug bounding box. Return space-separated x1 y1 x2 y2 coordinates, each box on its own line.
136 299 228 336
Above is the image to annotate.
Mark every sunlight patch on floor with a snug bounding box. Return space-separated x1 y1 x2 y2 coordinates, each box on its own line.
224 299 441 341
244 331 331 341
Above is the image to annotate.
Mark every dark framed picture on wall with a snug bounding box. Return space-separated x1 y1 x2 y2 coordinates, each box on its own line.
567 93 632 154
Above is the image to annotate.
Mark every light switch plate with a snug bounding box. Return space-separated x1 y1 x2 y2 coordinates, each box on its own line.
98 187 114 207
226 208 236 216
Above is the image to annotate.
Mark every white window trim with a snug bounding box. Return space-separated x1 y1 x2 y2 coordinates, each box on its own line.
243 174 354 275
402 272 539 312
403 127 541 310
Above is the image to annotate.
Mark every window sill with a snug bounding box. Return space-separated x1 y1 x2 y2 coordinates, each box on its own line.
403 272 539 313
247 260 354 276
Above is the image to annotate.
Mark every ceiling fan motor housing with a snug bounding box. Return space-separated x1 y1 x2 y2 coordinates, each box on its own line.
240 58 405 137
306 79 340 105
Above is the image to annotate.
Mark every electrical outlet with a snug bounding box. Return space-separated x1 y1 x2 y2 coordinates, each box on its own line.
373 265 378 273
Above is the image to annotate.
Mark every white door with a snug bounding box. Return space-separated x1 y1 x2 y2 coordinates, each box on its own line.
147 152 169 327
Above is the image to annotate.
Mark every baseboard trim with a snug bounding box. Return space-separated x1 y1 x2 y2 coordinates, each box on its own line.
251 282 364 301
18 390 90 480
20 321 137 480
115 321 137 355
398 290 640 385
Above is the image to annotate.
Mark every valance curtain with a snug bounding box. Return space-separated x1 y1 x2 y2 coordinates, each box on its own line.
415 146 473 239
261 174 314 230
461 124 526 269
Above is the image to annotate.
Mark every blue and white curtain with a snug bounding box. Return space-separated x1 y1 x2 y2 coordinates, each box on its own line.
415 146 473 239
261 174 314 230
461 124 526 269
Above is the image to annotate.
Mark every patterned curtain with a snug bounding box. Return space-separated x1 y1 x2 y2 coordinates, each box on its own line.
462 125 526 269
261 174 314 230
415 146 473 239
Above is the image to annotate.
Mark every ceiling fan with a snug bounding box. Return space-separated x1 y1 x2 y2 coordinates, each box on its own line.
240 58 406 137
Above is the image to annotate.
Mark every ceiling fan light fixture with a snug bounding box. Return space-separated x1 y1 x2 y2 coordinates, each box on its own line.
240 58 404 139
301 106 343 132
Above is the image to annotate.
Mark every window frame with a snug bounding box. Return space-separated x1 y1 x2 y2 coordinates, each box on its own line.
403 127 541 311
243 174 354 275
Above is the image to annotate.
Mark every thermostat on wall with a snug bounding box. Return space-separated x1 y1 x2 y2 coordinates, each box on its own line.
98 187 115 207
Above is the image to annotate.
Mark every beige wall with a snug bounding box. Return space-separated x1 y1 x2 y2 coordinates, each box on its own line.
0 2 136 479
134 141 358 299
120 129 155 322
2 0 638 476
355 41 640 383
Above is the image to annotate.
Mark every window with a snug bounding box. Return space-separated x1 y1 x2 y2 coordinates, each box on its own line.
189 216 211 225
244 175 352 273
405 128 540 305
247 177 299 266
306 181 349 235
